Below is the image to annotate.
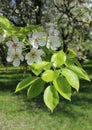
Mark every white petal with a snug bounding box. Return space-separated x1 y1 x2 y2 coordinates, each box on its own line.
20 55 24 61
38 49 45 56
6 56 13 62
25 53 30 60
13 59 20 66
27 59 33 65
19 41 24 47
32 42 39 49
39 40 46 46
6 41 13 47
12 36 19 43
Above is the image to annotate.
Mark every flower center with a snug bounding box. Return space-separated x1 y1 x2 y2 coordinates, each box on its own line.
12 43 18 48
48 41 53 46
34 38 39 43
13 53 19 59
51 32 55 36
31 52 37 58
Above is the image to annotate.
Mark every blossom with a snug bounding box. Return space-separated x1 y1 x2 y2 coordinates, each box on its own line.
49 27 59 36
25 48 44 65
47 36 61 50
6 50 24 67
6 36 24 52
29 32 46 48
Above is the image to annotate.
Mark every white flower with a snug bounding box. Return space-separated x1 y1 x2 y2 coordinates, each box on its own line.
6 36 24 52
25 48 44 65
29 32 46 48
49 27 59 36
7 50 24 67
47 36 61 50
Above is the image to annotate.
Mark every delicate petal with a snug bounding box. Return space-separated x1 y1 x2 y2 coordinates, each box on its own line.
12 36 19 43
6 41 13 47
39 40 46 47
47 36 61 50
29 32 46 48
18 41 24 47
49 27 59 36
13 59 20 67
25 53 30 60
38 49 45 56
25 48 43 65
20 55 24 61
6 56 13 62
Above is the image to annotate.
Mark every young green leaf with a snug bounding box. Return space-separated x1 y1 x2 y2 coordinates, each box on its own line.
51 50 66 67
30 67 42 76
15 76 38 92
27 78 45 99
67 65 90 81
67 48 76 58
0 16 11 29
61 68 79 91
41 70 55 82
53 76 71 100
31 61 52 70
44 85 59 112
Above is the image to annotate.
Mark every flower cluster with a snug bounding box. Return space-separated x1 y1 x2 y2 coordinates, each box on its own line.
6 27 61 66
6 36 24 66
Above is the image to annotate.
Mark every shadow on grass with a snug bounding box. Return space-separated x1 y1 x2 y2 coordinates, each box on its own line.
0 70 92 123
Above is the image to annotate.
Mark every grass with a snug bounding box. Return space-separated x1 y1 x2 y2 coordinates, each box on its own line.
0 65 92 130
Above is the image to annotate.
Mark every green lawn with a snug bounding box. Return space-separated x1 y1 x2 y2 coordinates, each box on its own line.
0 65 92 130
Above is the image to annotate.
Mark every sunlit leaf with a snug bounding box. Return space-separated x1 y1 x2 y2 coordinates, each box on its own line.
61 68 79 91
67 65 90 81
15 76 38 92
51 50 66 67
44 85 59 112
42 70 56 82
67 48 76 58
27 78 45 98
53 76 71 100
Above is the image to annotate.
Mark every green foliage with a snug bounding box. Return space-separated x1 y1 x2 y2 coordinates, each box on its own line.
51 50 66 67
53 76 71 100
27 78 45 98
62 68 79 91
44 85 59 112
15 49 90 111
15 76 38 92
0 15 90 112
0 16 42 38
0 16 10 29
42 70 55 82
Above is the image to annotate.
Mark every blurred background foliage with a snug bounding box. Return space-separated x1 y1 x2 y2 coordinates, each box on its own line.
0 0 92 63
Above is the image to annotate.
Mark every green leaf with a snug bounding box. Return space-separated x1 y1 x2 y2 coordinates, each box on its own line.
67 65 90 81
30 67 42 76
31 61 52 70
30 61 52 76
27 78 45 98
51 50 66 67
44 85 59 112
15 76 38 92
61 68 79 91
41 70 55 82
73 58 82 67
67 48 76 58
0 16 11 29
53 76 71 100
